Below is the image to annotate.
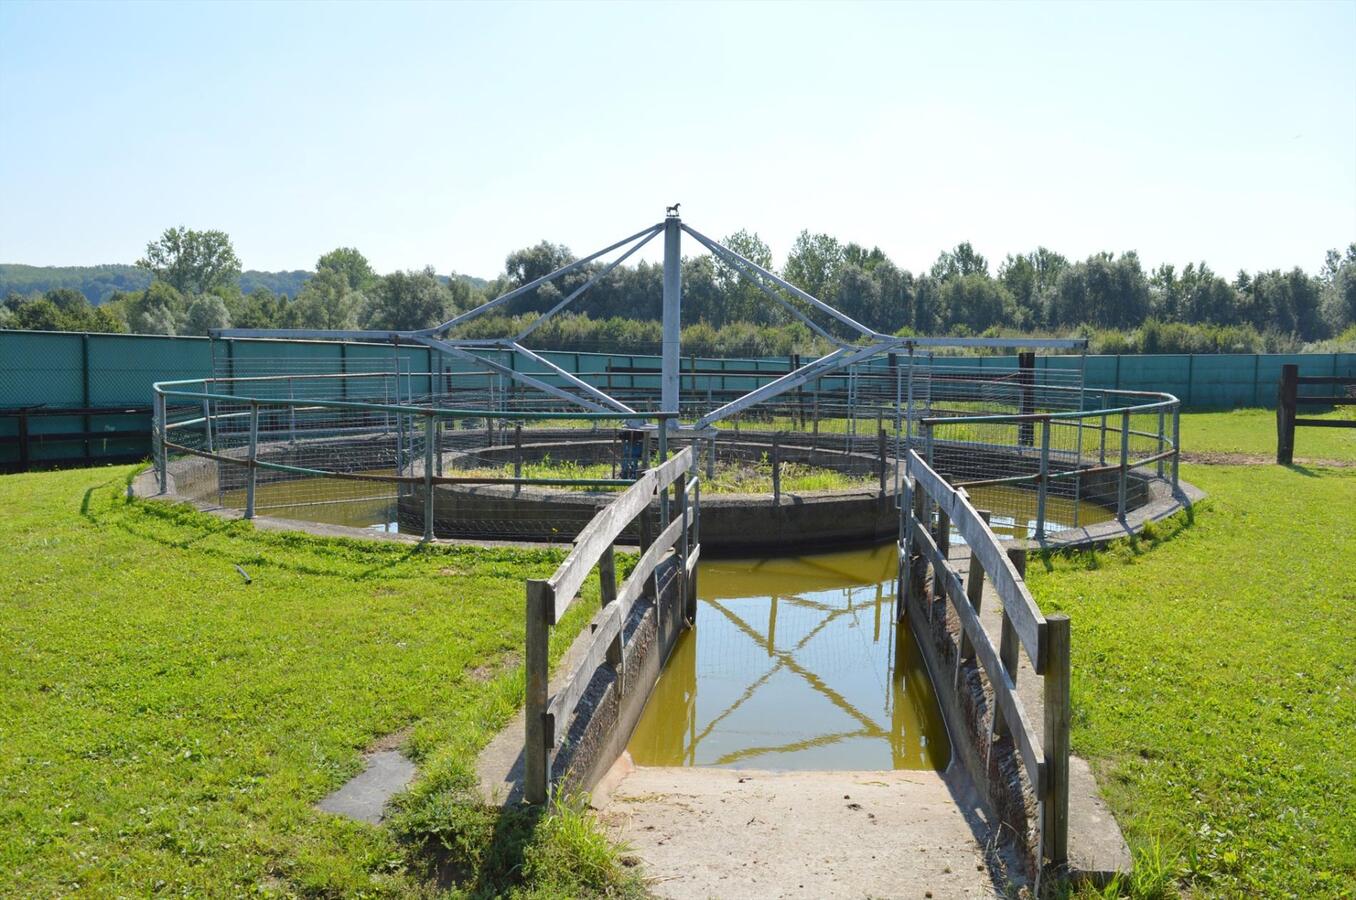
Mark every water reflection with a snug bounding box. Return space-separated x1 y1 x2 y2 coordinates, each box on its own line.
219 473 399 532
627 544 951 771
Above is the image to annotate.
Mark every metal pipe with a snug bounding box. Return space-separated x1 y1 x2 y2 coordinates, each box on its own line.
154 389 168 493
245 401 259 519
1117 409 1130 519
662 217 682 416
1036 418 1050 540
423 413 435 542
1171 404 1181 493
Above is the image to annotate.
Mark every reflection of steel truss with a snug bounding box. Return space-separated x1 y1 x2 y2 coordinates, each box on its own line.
695 582 901 767
214 210 1085 428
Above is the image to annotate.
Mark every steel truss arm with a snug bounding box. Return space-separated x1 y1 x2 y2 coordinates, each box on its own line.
506 342 634 414
427 223 664 336
416 336 615 414
694 340 900 428
681 223 879 341
514 226 661 342
691 231 847 348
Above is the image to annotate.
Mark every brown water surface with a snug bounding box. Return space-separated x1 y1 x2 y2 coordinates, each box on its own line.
627 544 951 771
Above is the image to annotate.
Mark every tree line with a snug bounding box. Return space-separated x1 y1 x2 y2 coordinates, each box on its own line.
3 226 1353 356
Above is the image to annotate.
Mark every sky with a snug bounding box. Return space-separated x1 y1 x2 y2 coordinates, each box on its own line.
1 0 1354 281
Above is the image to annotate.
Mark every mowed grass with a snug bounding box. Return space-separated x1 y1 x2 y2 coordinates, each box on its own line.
0 467 638 897
1181 406 1355 459
1029 451 1355 895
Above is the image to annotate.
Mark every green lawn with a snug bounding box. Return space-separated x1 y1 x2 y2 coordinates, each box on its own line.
1180 406 1355 459
1029 459 1355 896
0 467 635 898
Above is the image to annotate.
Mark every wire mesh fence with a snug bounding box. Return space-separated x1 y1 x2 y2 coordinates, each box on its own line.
154 347 1180 544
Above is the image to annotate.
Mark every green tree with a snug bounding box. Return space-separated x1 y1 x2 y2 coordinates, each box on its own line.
184 295 232 335
931 242 989 280
712 229 774 327
124 281 187 335
941 274 1016 332
316 247 377 293
136 227 242 296
1320 244 1356 334
362 267 452 330
783 230 844 303
293 269 361 330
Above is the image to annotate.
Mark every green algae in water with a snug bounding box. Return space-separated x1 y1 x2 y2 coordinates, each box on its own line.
627 543 952 771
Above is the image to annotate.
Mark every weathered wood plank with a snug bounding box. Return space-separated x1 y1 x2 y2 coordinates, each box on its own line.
546 602 623 732
912 521 1046 795
908 451 1046 671
547 446 694 622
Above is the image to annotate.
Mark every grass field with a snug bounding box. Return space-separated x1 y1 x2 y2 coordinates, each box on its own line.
0 468 636 898
1029 456 1355 896
1180 406 1355 459
2 409 1353 897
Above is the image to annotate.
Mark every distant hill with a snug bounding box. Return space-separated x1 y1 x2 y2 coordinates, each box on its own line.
0 264 151 304
239 270 312 298
1 264 489 305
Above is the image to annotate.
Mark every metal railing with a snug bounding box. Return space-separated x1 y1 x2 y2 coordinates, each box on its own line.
524 445 700 803
918 387 1181 540
153 373 684 541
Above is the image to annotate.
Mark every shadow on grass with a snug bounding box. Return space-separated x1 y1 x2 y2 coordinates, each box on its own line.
1034 502 1199 575
1282 463 1322 478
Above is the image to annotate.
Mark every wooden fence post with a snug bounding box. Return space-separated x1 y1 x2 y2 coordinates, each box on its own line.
524 579 554 804
992 547 1026 740
931 500 950 621
514 423 523 496
958 510 991 678
599 546 623 694
1277 363 1297 465
1043 614 1071 867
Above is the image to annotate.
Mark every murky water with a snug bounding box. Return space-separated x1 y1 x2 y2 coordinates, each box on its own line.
627 544 951 771
962 483 1115 540
218 473 399 532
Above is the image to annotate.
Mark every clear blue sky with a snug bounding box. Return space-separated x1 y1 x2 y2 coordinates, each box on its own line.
2 0 1353 280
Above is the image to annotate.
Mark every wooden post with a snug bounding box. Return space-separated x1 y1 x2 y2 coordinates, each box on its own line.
1018 351 1036 447
958 510 991 675
524 579 554 804
153 391 167 493
599 545 623 693
908 482 927 606
931 501 950 621
1043 613 1072 867
992 547 1025 739
677 475 691 622
1277 363 1298 465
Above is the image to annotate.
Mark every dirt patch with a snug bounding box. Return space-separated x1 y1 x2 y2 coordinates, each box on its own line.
1182 450 1355 467
470 652 519 682
366 725 415 754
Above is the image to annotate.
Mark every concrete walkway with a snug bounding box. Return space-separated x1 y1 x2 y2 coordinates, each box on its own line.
600 759 1015 899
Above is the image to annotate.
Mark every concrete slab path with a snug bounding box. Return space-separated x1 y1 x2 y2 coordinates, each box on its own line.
601 762 1014 899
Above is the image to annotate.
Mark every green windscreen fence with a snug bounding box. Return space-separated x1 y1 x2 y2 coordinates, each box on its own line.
2 328 1353 469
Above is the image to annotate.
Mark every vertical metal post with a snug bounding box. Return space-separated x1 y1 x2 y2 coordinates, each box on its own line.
661 215 682 416
771 432 781 505
423 413 435 542
1043 614 1072 867
1156 408 1166 478
524 579 554 805
154 389 168 493
1098 413 1107 465
877 427 888 497
514 423 523 497
1036 418 1050 540
288 377 296 444
1117 409 1130 519
202 399 214 453
245 401 259 519
1171 404 1181 492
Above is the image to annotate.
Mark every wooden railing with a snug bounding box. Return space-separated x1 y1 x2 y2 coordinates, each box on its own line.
1276 364 1356 464
524 444 700 803
899 449 1071 867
